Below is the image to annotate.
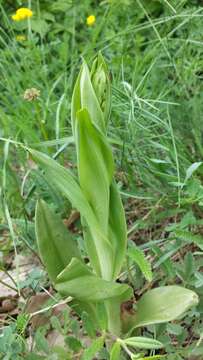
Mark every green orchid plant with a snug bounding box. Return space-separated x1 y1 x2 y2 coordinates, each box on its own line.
31 54 198 359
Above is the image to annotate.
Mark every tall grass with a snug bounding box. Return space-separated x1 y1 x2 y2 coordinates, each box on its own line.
0 0 203 239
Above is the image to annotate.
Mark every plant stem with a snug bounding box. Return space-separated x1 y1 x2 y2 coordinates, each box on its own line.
105 299 121 336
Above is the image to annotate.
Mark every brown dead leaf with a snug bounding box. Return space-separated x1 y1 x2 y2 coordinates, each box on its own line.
26 293 50 329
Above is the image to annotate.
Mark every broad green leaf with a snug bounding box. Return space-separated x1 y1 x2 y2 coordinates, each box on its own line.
76 108 114 234
30 149 113 280
81 336 104 360
56 258 132 302
128 246 152 282
56 257 132 335
133 286 199 329
110 342 121 360
108 181 127 279
75 109 126 279
124 337 163 350
57 257 92 281
35 199 80 282
30 149 96 228
91 52 111 126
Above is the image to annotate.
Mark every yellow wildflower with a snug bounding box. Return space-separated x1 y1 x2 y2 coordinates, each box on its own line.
86 15 96 26
12 14 21 21
12 8 33 21
16 35 26 42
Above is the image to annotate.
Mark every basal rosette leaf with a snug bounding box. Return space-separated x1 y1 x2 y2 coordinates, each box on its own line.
130 286 199 332
56 257 133 336
56 258 133 302
35 199 80 282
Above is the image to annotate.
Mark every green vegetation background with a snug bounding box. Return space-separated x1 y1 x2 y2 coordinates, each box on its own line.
1 1 203 359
